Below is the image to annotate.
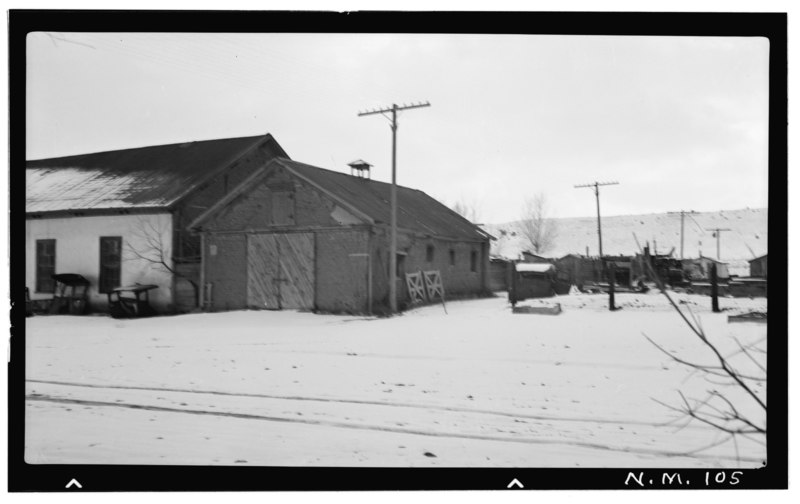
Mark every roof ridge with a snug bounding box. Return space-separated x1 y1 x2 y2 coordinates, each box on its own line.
279 158 428 194
27 134 268 163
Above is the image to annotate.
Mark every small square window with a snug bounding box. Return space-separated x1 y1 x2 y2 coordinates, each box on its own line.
449 249 455 266
470 250 478 272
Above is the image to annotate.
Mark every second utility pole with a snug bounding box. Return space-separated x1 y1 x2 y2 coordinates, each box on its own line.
574 181 619 258
358 101 430 315
706 227 732 261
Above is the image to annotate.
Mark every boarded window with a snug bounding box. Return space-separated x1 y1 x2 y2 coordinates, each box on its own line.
99 236 122 293
35 239 56 293
271 191 295 226
449 249 456 266
470 250 478 272
426 245 435 262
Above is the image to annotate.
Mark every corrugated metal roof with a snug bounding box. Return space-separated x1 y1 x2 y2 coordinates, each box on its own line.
26 135 279 213
278 159 489 242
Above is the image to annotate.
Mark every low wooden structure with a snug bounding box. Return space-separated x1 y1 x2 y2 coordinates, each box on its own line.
107 284 159 318
49 274 90 315
728 278 767 298
508 262 557 306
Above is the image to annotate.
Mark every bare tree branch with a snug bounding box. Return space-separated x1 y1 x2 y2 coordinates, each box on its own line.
126 217 200 308
519 193 558 255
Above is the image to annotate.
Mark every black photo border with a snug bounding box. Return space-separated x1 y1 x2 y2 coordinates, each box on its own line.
7 9 788 492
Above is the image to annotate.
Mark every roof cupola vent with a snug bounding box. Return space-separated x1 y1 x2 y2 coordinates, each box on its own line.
347 159 372 179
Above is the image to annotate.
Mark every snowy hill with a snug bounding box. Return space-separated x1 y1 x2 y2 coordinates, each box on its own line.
486 208 768 276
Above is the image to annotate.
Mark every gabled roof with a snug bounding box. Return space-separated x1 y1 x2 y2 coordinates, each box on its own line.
192 158 492 242
26 134 287 214
748 253 768 262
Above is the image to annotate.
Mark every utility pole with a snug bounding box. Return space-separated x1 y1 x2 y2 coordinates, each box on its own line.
706 227 732 261
667 210 699 259
574 181 619 259
358 101 431 315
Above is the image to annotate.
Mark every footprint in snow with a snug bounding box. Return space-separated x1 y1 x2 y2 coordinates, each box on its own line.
424 452 437 458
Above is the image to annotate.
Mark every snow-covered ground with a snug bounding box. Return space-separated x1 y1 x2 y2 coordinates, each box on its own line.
24 291 767 468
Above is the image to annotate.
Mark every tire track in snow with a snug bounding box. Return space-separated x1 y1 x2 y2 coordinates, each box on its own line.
27 378 707 430
26 394 757 464
217 348 665 371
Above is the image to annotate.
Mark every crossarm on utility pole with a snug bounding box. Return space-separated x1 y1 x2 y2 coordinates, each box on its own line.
358 101 431 315
574 181 619 259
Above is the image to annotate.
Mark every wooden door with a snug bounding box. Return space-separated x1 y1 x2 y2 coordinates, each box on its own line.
247 233 315 310
247 234 280 309
276 233 315 309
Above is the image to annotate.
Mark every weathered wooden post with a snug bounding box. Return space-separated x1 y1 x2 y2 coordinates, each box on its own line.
711 263 720 313
608 261 616 311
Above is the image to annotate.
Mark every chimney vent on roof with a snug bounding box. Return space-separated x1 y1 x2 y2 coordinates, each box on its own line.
347 159 372 179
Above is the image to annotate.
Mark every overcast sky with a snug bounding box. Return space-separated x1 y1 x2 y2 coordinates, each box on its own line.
26 31 770 223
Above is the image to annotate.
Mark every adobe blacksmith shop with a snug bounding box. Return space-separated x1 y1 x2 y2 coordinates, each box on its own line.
190 158 493 314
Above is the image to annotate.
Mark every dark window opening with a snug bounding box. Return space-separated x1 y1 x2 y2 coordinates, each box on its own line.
176 231 201 263
36 239 56 293
396 254 406 277
449 249 456 266
470 250 478 272
99 236 122 293
426 245 435 262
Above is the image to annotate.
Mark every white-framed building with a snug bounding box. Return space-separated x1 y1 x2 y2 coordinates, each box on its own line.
26 134 288 313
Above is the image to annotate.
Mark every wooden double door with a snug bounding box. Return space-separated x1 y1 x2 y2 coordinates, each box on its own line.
247 233 315 310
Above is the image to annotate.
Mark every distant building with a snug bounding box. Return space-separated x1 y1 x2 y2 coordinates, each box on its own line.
488 257 512 292
26 134 288 313
749 254 768 278
189 158 493 314
683 256 730 281
554 254 603 287
520 251 551 263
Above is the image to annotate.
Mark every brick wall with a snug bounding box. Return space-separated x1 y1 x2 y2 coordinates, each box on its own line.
204 233 248 311
315 229 370 313
202 166 346 232
175 139 285 258
369 227 490 309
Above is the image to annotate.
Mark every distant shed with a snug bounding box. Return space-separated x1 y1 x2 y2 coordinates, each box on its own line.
520 251 551 263
683 256 730 281
749 254 768 278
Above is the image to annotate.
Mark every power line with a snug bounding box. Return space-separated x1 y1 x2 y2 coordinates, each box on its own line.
358 101 431 315
573 181 619 258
